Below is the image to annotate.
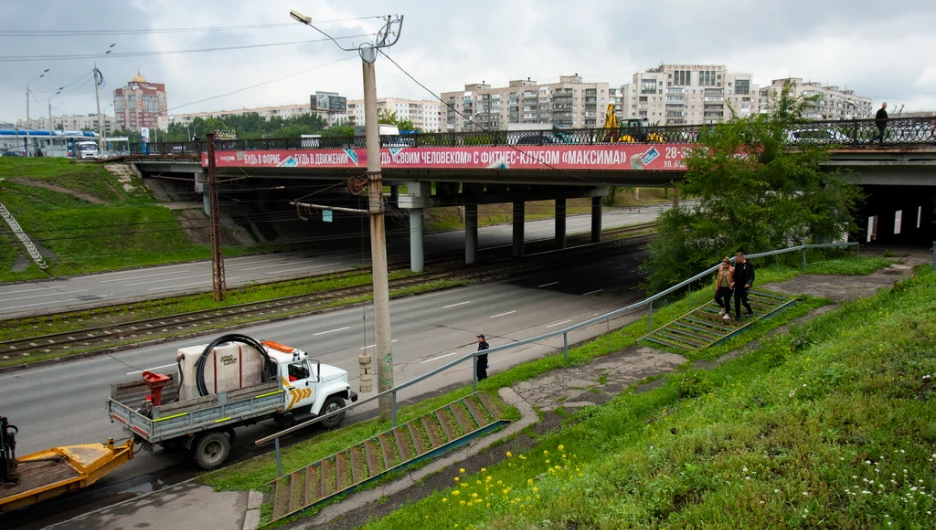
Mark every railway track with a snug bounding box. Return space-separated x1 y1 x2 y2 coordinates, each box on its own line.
1 226 655 361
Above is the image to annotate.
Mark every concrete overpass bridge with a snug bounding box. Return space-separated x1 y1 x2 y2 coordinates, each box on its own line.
128 117 936 270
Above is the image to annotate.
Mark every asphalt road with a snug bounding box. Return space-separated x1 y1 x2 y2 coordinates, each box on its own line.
0 248 650 529
0 207 667 318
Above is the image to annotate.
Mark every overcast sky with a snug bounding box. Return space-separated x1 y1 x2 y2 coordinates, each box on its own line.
1 0 934 124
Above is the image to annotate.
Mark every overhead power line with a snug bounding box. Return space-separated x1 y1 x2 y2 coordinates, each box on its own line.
0 35 373 62
0 17 383 37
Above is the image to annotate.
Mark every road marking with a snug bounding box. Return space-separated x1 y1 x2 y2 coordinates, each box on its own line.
443 301 470 309
490 310 517 319
238 261 301 271
360 339 398 350
264 264 335 275
146 277 240 291
5 297 89 310
538 281 558 288
313 326 350 336
99 270 191 283
1 289 89 302
123 275 204 287
419 351 462 364
127 363 177 375
0 287 54 295
546 319 573 328
582 289 604 296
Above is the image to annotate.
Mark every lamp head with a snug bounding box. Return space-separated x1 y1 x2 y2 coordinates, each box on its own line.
290 10 312 24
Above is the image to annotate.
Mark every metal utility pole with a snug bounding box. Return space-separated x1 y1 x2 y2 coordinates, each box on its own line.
206 132 226 301
93 66 105 154
25 69 49 157
290 10 403 419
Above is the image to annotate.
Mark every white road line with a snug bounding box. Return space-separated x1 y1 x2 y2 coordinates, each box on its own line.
490 310 517 319
443 301 471 309
0 287 54 295
238 261 301 271
264 265 335 275
123 275 204 287
360 339 398 350
546 319 573 328
313 326 350 336
1 289 89 302
126 363 177 375
419 351 462 364
146 277 241 291
538 281 558 288
99 270 191 283
99 265 194 276
582 289 604 296
4 297 89 310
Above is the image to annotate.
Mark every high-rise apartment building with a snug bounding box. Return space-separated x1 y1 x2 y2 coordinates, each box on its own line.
440 75 610 132
345 97 443 132
621 64 758 125
113 73 167 131
16 113 117 133
757 78 872 120
171 103 313 126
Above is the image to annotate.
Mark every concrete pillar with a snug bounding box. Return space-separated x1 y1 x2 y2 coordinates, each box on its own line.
591 196 602 243
195 173 210 216
555 198 567 249
390 185 399 206
513 201 525 257
409 209 423 273
465 203 478 265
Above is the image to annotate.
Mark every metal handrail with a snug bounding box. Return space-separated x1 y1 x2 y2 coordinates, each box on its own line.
256 240 858 470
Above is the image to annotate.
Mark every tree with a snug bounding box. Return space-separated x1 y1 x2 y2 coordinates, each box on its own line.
638 82 863 293
377 109 419 132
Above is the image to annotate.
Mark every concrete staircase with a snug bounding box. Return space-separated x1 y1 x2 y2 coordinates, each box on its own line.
268 392 510 523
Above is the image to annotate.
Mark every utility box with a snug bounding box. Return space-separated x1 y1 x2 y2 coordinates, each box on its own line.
176 342 266 401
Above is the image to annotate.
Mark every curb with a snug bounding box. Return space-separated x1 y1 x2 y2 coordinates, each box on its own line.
301 387 538 528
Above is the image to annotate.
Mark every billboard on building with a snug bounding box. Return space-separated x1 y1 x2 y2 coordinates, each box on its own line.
311 92 347 112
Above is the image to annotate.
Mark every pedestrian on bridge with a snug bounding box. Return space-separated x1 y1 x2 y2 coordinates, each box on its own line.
476 334 490 381
714 257 734 320
873 102 888 144
730 252 755 321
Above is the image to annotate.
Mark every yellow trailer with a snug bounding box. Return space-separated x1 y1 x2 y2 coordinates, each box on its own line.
1 417 135 513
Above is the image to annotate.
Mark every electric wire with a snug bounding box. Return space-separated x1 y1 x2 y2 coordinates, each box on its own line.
0 17 382 37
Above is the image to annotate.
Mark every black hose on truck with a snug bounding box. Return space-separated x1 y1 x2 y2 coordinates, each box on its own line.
193 334 277 397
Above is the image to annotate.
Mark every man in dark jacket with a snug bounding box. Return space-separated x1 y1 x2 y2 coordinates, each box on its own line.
730 252 755 321
872 102 888 144
476 334 489 381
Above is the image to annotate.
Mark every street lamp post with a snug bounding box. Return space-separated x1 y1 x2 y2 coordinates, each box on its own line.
47 87 64 156
94 44 116 155
290 9 404 420
26 69 50 157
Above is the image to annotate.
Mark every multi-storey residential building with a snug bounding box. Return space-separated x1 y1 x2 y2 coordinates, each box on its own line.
16 113 117 134
621 64 758 125
113 73 167 131
440 75 610 132
345 98 443 132
757 78 872 120
170 103 313 126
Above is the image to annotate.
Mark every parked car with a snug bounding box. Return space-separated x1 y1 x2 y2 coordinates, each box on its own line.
1 150 24 157
786 128 851 144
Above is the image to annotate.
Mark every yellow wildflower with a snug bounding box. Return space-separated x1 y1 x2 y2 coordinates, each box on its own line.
459 468 465 473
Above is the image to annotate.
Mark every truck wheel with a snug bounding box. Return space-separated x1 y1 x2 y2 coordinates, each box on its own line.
192 432 231 470
319 396 345 429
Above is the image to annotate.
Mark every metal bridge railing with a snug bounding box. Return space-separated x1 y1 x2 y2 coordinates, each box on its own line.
255 240 859 477
131 117 936 156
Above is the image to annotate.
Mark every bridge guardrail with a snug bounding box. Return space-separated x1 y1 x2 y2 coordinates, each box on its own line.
256 240 859 477
131 117 936 157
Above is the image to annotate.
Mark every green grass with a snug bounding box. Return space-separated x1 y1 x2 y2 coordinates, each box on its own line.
0 158 216 281
362 267 936 529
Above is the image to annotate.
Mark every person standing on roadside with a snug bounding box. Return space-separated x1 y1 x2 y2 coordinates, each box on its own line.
872 102 888 144
714 257 734 321
476 334 490 381
730 251 755 321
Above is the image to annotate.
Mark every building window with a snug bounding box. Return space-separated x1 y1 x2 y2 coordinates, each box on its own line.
672 71 691 86
735 79 750 95
699 71 717 86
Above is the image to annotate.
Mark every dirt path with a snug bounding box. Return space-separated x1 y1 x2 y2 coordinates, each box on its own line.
12 179 107 204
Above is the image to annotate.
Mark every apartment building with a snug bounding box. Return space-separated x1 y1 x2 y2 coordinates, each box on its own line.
113 73 168 131
345 98 443 132
16 113 117 134
621 64 758 126
170 103 312 125
758 78 872 120
440 75 611 132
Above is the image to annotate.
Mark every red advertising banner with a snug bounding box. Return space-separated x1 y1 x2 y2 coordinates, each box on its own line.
202 144 688 171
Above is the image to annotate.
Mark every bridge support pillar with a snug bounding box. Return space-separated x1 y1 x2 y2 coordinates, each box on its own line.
555 198 567 249
465 203 478 265
390 185 399 206
591 196 602 243
409 209 424 273
513 201 525 258
195 173 210 216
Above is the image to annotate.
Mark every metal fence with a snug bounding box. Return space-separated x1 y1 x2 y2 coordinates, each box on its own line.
256 241 859 476
131 117 936 156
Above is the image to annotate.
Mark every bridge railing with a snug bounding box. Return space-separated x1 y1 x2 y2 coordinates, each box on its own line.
255 240 859 477
130 116 936 156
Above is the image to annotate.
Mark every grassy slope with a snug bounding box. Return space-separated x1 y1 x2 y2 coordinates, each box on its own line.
367 266 936 529
0 158 211 280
